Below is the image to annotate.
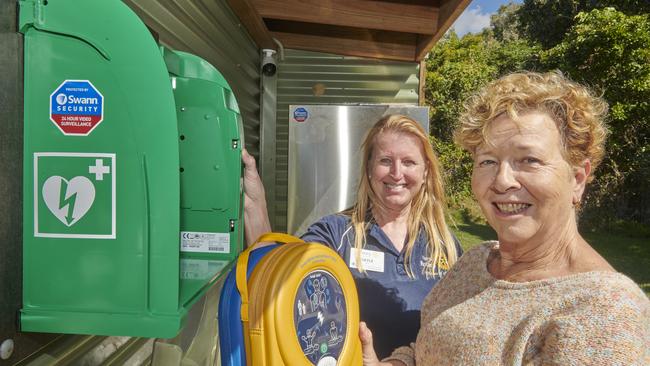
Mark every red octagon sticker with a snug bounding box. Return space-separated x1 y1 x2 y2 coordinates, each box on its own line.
50 80 104 136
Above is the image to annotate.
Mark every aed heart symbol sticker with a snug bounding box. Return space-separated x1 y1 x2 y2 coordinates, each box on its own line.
42 176 96 227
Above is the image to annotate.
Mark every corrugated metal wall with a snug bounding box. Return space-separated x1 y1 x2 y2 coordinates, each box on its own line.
271 49 420 230
123 0 262 156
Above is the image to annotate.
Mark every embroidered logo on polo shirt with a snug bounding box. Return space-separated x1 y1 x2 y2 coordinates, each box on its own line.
438 257 450 271
420 255 450 276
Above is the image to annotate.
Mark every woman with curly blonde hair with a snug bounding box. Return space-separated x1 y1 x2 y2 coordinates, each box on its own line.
361 71 649 365
242 114 461 358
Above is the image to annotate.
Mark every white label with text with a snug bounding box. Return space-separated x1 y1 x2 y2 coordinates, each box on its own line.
180 231 230 253
349 248 385 272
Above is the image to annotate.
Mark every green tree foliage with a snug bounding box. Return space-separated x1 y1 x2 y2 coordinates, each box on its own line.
426 33 496 142
542 8 650 225
426 32 539 141
425 33 492 206
425 31 538 205
491 2 523 42
430 136 474 210
517 0 650 48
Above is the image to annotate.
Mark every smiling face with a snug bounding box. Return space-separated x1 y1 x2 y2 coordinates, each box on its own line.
471 112 589 245
368 131 427 213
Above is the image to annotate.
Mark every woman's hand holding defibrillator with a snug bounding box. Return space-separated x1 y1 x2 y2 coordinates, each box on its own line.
360 322 407 366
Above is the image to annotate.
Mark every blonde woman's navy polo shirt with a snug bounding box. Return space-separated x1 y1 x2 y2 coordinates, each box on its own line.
300 213 462 359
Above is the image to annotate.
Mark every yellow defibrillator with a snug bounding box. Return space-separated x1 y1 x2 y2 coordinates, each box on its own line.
236 233 362 365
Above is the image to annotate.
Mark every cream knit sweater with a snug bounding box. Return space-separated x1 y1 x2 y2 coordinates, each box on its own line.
384 242 650 365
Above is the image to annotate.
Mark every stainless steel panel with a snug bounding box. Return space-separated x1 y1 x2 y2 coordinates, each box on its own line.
274 49 421 231
287 105 428 235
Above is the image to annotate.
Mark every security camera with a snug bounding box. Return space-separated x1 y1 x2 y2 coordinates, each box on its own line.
261 49 277 77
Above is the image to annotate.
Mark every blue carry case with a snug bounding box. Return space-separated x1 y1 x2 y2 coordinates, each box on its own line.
218 244 278 366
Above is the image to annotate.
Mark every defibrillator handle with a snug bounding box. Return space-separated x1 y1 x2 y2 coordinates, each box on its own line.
235 232 304 322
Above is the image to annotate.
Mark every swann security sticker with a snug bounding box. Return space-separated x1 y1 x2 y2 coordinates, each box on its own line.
293 107 309 122
50 80 105 136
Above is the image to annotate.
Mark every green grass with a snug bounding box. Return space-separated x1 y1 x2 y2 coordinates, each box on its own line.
448 211 650 296
448 209 496 251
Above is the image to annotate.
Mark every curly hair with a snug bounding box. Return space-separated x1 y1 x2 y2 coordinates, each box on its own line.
455 71 609 182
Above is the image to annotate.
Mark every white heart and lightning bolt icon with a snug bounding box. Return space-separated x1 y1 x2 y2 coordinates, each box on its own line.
42 176 96 226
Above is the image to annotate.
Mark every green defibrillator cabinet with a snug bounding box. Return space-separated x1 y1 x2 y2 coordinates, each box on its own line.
167 46 246 306
20 0 243 338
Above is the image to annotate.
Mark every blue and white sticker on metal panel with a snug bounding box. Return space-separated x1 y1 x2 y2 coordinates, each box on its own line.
293 107 309 123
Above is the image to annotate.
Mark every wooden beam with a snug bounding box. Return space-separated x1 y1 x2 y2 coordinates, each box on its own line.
418 60 426 105
271 32 416 61
252 0 439 35
415 0 471 61
266 20 416 61
225 0 276 50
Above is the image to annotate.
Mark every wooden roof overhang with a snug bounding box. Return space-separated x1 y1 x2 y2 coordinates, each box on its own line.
227 0 471 62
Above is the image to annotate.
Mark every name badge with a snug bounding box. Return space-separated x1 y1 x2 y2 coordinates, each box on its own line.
349 248 385 273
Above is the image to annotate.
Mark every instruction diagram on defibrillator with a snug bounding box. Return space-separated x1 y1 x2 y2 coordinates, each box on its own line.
294 270 347 365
